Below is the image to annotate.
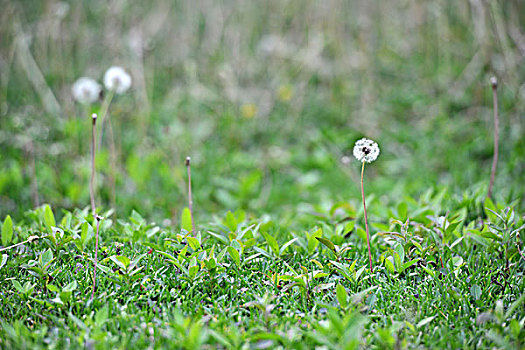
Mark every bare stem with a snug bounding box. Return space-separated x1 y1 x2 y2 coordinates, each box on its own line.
96 90 117 215
97 91 114 147
91 215 102 301
0 235 40 252
488 76 499 200
361 161 373 273
186 157 195 234
90 113 97 216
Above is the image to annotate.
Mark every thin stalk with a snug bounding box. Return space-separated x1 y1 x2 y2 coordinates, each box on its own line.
185 157 195 234
0 235 40 252
97 90 115 147
361 161 373 273
91 215 102 300
90 114 97 216
96 90 116 214
488 76 499 200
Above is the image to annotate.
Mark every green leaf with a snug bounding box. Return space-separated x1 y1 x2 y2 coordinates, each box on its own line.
227 246 240 267
187 236 201 251
316 237 337 255
156 250 178 262
343 221 355 235
2 215 13 246
279 237 299 255
470 284 482 300
181 207 193 232
225 211 238 232
355 266 366 281
110 255 130 270
394 252 402 271
262 232 280 256
47 284 59 292
394 244 405 264
44 204 56 233
505 294 525 319
416 315 436 328
205 257 217 270
68 312 88 331
307 229 322 254
384 257 395 274
330 260 353 281
397 202 408 220
484 197 499 223
401 259 419 272
41 249 54 267
95 304 109 328
189 264 199 279
12 280 24 293
207 231 229 245
63 280 78 292
336 284 348 308
129 254 146 271
510 319 521 339
80 222 93 249
0 254 7 269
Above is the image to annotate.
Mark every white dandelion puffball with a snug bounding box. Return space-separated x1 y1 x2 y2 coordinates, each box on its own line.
104 66 132 94
353 138 380 163
72 77 101 104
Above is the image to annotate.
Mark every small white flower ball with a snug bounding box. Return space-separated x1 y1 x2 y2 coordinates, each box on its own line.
72 77 101 104
353 138 380 163
103 66 132 94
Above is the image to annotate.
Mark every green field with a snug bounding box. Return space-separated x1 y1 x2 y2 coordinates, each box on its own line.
1 0 524 348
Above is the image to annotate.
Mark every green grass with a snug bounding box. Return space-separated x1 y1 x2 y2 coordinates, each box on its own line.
0 196 524 348
1 0 525 348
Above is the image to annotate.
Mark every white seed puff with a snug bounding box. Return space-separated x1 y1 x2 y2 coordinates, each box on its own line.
104 66 132 94
72 77 101 104
353 138 380 163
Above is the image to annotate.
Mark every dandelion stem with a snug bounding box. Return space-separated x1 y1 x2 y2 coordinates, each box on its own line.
97 90 117 215
90 114 97 216
488 77 499 200
91 215 102 301
185 157 196 234
360 161 373 273
98 91 115 147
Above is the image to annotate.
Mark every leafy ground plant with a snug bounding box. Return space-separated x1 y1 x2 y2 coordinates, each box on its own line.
0 195 523 348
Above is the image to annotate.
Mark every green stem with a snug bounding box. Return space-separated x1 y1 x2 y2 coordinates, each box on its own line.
91 216 102 301
361 161 373 273
90 114 97 216
97 90 115 148
488 78 499 199
186 157 195 234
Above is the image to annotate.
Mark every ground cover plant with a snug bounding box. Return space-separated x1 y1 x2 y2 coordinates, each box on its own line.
1 0 525 348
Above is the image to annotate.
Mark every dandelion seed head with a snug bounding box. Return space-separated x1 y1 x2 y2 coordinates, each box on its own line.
72 77 101 104
353 138 380 163
104 66 132 94
490 76 498 89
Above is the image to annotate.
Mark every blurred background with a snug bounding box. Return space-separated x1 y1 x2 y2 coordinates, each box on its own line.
1 0 524 224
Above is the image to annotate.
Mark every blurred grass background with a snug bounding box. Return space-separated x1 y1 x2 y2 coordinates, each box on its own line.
0 0 524 224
